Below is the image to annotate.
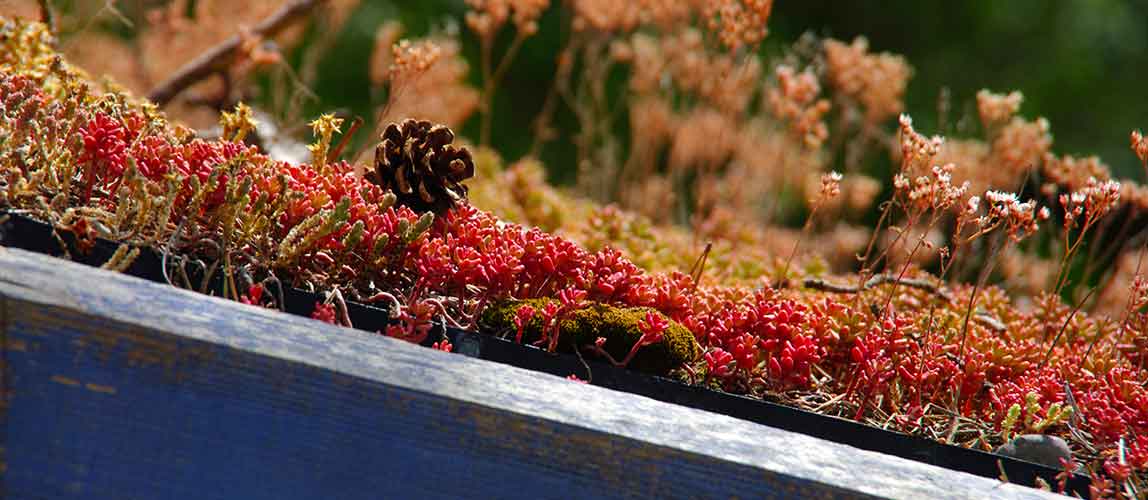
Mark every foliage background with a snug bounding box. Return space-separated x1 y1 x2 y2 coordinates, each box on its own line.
27 0 1148 179
348 0 1148 180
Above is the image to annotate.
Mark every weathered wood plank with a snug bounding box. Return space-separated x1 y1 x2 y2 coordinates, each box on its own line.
0 247 1064 499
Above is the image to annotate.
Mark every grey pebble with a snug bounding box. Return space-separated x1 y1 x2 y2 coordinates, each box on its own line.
995 434 1073 469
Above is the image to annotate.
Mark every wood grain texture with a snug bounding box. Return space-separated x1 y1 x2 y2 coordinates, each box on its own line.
0 247 1066 499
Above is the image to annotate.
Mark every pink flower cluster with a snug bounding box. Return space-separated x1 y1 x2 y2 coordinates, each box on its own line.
981 190 1047 242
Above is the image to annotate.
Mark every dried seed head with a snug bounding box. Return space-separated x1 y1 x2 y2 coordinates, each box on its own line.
703 0 774 51
767 65 831 148
368 22 406 87
983 190 1043 242
825 37 912 125
390 39 442 81
898 114 944 174
1132 129 1148 169
1059 177 1121 230
572 0 642 33
895 162 969 214
1041 153 1111 193
976 89 1023 129
465 0 550 39
991 117 1051 177
817 171 842 202
379 36 480 129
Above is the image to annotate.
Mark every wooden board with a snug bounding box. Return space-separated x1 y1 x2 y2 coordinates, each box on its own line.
0 247 1064 499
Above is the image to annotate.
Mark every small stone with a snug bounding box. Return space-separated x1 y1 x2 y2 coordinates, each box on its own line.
994 434 1072 469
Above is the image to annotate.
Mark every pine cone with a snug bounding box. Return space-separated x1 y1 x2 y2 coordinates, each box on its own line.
368 119 475 215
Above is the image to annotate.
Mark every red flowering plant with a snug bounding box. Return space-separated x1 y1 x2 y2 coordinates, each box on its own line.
588 310 668 367
311 302 339 325
513 304 537 344
4 18 1148 495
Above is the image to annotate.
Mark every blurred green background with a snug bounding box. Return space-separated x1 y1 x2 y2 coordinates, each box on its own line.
775 0 1148 178
61 0 1148 180
315 0 1148 180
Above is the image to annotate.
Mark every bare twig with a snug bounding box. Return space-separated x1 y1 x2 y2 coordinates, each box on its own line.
62 0 133 51
804 274 1007 332
530 37 581 156
959 234 1005 359
687 242 712 292
147 0 328 106
324 288 353 328
1041 286 1098 367
479 32 528 146
1086 240 1146 360
328 116 363 165
37 0 55 35
572 342 593 384
259 274 286 312
802 276 868 294
803 273 954 303
777 204 822 289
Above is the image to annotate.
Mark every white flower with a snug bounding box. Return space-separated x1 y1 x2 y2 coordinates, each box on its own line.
966 196 981 214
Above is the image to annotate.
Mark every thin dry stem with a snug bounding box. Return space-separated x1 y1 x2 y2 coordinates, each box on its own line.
148 0 328 105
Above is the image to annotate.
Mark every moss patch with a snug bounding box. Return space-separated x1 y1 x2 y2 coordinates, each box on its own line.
481 299 699 375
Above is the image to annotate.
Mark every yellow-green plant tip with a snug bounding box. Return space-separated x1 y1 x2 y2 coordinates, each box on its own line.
414 212 435 234
380 192 398 210
342 220 365 249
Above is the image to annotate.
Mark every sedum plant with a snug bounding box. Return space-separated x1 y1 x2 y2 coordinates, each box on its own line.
2 14 1148 497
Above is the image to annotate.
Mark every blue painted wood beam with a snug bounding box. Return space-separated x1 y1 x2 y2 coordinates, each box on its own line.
0 247 1062 499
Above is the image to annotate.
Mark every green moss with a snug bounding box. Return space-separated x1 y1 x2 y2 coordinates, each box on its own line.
480 299 700 375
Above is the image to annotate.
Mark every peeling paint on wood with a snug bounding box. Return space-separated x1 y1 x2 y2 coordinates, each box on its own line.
0 248 1067 499
84 383 116 395
50 375 80 387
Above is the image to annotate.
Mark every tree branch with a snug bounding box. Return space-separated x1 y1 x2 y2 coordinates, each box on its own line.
147 0 327 106
802 274 1007 332
38 0 56 36
803 273 953 303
